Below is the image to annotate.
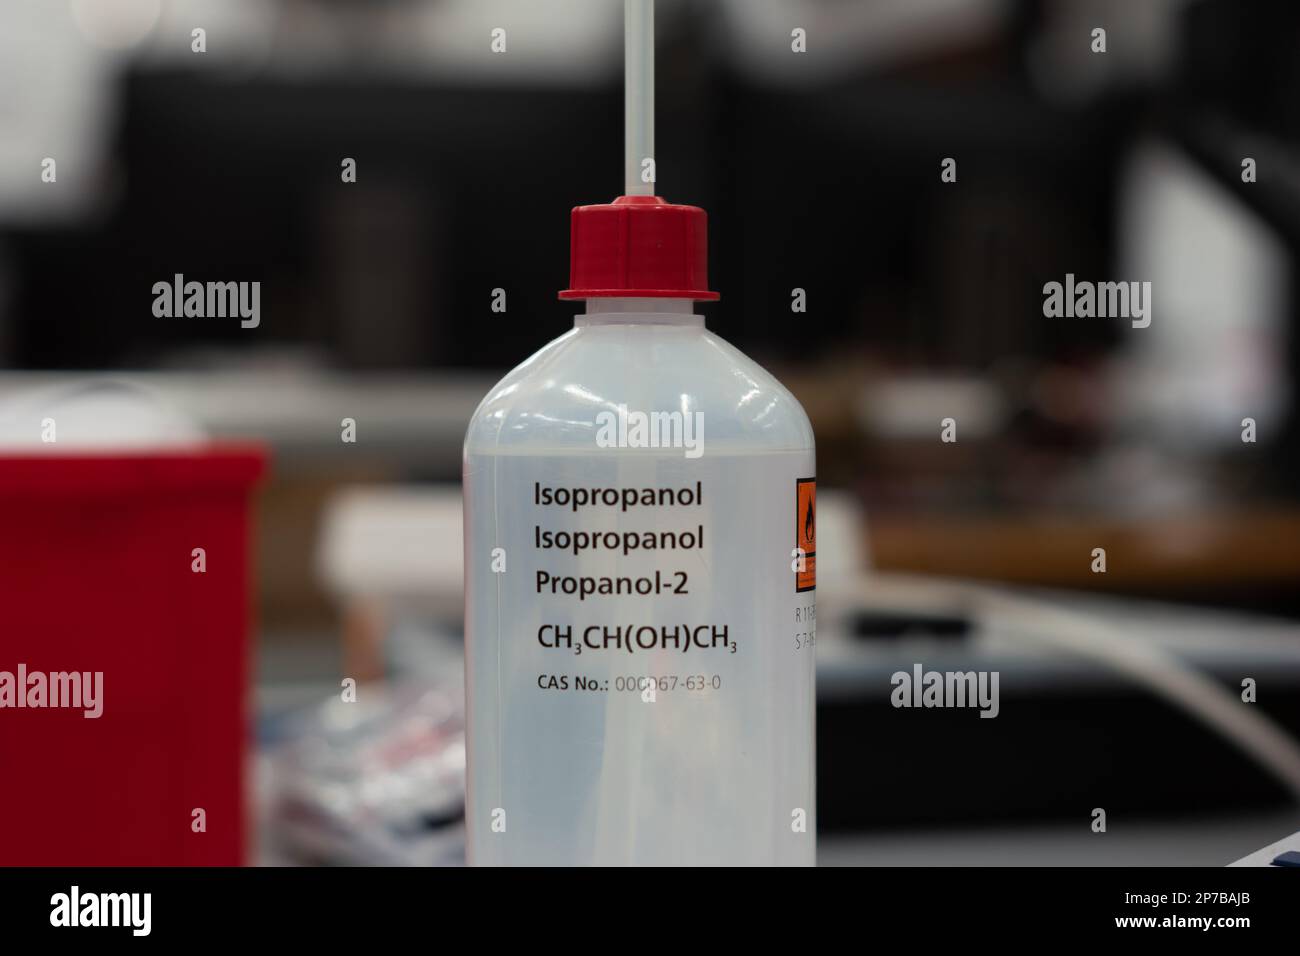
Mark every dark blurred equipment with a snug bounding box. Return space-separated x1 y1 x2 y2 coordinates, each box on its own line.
816 580 1300 832
11 75 627 370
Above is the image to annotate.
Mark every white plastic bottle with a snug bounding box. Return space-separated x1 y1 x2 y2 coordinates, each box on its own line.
463 194 816 865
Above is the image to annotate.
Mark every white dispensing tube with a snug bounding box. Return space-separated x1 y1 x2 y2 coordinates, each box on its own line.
624 0 655 196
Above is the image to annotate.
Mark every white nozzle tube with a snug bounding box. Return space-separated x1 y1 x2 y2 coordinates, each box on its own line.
624 0 654 197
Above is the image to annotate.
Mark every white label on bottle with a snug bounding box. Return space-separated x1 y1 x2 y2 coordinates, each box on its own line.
464 449 815 866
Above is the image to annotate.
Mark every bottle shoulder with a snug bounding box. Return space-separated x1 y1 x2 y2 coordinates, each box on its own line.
464 324 813 454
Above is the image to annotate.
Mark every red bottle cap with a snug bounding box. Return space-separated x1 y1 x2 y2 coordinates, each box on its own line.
559 195 719 300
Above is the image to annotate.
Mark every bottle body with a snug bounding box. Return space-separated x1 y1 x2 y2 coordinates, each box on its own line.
463 303 815 865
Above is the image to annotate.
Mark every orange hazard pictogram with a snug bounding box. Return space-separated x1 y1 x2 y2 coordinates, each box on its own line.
796 477 816 592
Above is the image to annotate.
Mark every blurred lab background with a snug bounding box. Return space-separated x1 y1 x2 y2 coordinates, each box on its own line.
1 0 1299 865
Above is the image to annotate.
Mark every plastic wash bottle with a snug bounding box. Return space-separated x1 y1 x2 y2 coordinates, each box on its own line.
462 192 817 866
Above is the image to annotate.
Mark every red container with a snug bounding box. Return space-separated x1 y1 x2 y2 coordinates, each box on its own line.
0 446 266 865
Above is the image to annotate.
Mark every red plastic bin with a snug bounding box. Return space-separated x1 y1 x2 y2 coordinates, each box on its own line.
0 446 266 865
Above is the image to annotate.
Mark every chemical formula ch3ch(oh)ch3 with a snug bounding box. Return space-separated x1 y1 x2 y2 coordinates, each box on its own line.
461 0 816 866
